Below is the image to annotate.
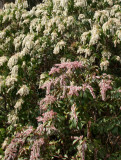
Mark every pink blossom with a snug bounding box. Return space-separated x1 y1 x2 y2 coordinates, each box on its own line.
55 61 83 70
95 76 100 79
30 138 44 160
49 67 60 75
35 124 44 135
23 126 33 136
99 79 112 101
5 126 33 160
67 85 82 96
54 77 60 85
82 84 96 99
46 123 57 135
40 95 56 110
37 110 57 123
41 81 53 95
5 140 18 160
61 86 67 98
48 123 56 131
70 104 78 122
60 74 67 86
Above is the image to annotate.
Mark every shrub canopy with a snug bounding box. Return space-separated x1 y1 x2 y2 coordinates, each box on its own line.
0 0 121 159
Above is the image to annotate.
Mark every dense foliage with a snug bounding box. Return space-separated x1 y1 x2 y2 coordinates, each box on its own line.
0 0 121 159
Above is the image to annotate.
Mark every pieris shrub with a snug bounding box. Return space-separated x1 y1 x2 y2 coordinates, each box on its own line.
0 0 121 159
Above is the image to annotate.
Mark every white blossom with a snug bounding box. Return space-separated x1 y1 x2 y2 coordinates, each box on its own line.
66 16 74 27
60 0 68 7
78 14 85 20
77 46 84 54
90 24 100 45
10 65 18 77
74 0 87 7
100 60 109 70
0 56 8 66
23 1 28 8
81 31 90 45
14 98 24 110
0 31 6 38
2 138 9 150
116 56 121 62
51 32 58 41
104 0 113 6
21 48 30 57
7 111 18 124
58 24 65 33
5 76 17 86
102 50 112 59
85 48 91 58
53 40 66 54
17 85 29 96
2 15 8 23
7 53 20 69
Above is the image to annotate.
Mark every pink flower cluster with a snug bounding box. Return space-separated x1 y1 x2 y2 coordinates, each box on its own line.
92 73 112 81
70 104 78 122
5 126 33 160
99 79 112 101
41 80 53 95
40 95 56 110
65 84 96 99
82 84 96 99
23 126 33 137
36 110 57 123
49 67 60 75
67 85 82 96
55 61 83 69
49 61 84 75
35 124 44 136
30 138 44 160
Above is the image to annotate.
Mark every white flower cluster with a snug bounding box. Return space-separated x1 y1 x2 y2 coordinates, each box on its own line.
74 0 87 7
66 16 75 27
102 50 112 60
116 56 121 62
81 31 90 45
90 25 101 45
5 76 17 87
2 137 9 150
14 98 24 110
7 52 21 70
53 40 66 54
22 34 34 50
78 14 85 20
17 85 29 96
77 47 91 58
10 65 18 77
14 34 25 51
7 111 18 125
0 56 8 66
102 18 120 35
104 0 113 6
100 60 109 71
